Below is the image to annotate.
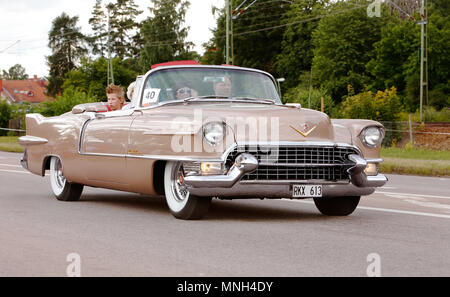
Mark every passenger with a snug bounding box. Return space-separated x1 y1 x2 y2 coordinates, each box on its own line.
173 82 198 100
105 83 125 111
213 75 232 97
122 81 136 110
127 81 136 101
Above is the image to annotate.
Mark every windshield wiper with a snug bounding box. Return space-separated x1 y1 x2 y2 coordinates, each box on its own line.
183 95 229 102
181 95 276 105
230 97 276 104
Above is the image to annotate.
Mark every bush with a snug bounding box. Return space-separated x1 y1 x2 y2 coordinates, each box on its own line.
39 87 97 117
283 86 336 116
0 100 12 136
340 86 403 122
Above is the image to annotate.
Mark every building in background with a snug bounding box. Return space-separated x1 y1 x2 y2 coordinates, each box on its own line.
0 75 51 105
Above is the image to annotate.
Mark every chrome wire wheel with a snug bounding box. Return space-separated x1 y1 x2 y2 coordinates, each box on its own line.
171 163 189 203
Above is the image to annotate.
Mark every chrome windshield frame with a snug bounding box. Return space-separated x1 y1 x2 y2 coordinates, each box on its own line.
137 65 282 109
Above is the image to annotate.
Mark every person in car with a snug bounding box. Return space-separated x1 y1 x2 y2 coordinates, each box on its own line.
173 82 198 100
106 84 125 111
213 75 232 97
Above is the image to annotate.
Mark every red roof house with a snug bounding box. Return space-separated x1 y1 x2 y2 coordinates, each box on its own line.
0 75 51 104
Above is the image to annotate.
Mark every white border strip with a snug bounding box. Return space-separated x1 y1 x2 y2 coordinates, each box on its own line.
282 199 450 219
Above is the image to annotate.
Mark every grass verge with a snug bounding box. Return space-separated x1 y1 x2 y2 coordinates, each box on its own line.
381 147 449 176
0 136 24 153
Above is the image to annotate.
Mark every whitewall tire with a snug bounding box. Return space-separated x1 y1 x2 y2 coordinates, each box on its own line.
164 161 211 220
49 156 83 201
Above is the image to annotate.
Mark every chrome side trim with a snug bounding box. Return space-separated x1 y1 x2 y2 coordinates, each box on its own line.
18 135 48 146
365 158 383 163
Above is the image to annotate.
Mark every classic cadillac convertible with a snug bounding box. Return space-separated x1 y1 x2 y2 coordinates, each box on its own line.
19 62 387 219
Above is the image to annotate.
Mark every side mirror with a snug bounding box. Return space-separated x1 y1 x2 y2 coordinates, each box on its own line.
276 78 285 98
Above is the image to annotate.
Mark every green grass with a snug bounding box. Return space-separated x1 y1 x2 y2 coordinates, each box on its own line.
381 147 450 160
381 147 450 176
0 136 24 153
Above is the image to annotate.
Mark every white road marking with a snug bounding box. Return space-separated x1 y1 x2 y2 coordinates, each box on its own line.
0 169 29 174
281 199 450 219
375 191 450 200
0 163 22 168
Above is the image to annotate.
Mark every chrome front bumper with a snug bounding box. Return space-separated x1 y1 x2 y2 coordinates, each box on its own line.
183 153 387 198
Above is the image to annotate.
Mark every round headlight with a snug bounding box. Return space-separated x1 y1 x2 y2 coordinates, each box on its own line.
202 122 225 146
360 126 384 148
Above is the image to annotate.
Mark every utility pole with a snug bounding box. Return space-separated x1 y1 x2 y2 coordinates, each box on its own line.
225 0 230 64
419 0 428 122
228 0 259 65
107 3 114 85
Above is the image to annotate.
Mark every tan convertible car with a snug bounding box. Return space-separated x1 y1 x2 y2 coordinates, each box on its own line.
19 62 387 219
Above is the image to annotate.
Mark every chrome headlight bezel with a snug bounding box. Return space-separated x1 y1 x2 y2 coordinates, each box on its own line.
359 126 385 148
202 121 225 146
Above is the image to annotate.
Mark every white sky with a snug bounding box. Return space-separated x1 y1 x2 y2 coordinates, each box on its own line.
0 0 224 78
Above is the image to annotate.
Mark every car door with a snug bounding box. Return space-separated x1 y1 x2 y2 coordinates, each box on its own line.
80 109 136 183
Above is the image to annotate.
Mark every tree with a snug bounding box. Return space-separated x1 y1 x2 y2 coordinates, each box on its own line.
107 0 143 59
311 1 383 102
275 0 329 90
366 14 419 94
202 0 290 75
88 0 108 57
1 64 29 80
46 12 87 96
62 57 138 100
139 0 194 71
0 100 12 136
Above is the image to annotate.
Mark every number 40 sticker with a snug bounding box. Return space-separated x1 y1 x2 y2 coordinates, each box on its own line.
142 88 160 106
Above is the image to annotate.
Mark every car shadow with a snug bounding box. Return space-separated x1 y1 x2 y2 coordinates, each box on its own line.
78 192 330 222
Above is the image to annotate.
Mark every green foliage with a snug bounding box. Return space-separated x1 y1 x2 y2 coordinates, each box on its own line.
88 0 107 57
283 85 336 116
312 1 383 102
47 12 87 96
275 0 327 90
107 0 143 59
39 88 96 117
62 57 138 100
139 0 194 70
340 86 403 122
0 101 12 136
1 64 29 80
366 15 419 93
202 0 290 75
7 102 40 133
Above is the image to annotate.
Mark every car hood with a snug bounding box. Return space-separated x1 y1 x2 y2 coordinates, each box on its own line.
142 101 351 144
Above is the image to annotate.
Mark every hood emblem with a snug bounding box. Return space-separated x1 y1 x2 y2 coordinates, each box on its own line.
290 123 317 137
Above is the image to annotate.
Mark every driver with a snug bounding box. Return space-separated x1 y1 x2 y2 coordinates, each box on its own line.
173 82 198 100
213 75 232 97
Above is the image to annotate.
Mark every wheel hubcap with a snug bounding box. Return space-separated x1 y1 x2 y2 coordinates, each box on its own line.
171 164 189 203
54 158 66 188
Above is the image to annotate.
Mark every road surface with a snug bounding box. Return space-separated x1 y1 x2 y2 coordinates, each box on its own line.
0 151 449 276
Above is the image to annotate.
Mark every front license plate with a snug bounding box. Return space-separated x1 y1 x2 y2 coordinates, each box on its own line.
292 185 322 198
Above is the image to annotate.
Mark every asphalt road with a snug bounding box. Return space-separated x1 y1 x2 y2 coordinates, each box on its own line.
0 151 449 277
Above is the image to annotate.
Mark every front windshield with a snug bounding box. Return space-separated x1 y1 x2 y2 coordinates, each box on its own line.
140 67 281 106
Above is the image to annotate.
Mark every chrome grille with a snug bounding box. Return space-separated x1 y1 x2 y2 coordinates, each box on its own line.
226 145 358 182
